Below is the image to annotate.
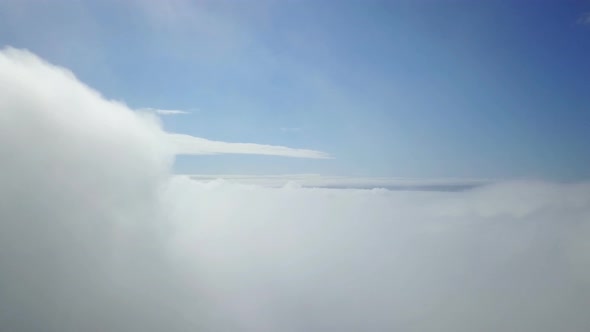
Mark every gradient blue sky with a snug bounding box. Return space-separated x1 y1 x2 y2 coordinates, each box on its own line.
1 0 589 180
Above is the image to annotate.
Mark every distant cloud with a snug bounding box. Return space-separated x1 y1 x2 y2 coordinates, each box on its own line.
168 133 331 159
577 12 590 25
183 174 490 191
138 107 192 115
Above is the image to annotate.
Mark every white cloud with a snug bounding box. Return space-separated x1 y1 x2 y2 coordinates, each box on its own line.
0 46 177 331
2 46 590 332
139 107 191 115
169 133 331 159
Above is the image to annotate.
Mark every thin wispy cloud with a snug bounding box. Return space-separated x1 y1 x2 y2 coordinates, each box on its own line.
577 12 590 25
280 127 304 133
168 133 331 159
138 107 192 115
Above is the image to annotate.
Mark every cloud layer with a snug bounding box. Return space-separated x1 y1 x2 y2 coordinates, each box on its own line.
1 47 590 332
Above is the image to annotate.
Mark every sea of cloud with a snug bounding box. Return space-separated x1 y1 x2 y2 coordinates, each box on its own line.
1 47 590 332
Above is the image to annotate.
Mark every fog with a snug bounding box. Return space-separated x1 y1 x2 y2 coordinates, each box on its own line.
1 47 590 331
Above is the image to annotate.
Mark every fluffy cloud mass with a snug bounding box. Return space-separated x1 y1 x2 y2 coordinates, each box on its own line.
1 47 590 332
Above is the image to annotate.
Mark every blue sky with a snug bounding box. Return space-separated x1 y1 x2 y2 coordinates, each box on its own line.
1 0 589 180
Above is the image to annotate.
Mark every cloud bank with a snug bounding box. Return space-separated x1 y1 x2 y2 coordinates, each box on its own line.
2 47 590 332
